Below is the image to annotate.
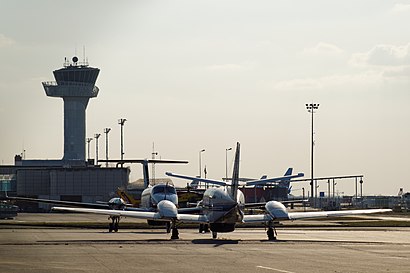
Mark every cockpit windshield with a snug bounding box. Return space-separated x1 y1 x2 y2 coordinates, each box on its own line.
152 185 176 195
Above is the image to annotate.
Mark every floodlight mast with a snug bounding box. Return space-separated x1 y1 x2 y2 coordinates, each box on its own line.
104 128 111 167
306 103 319 200
94 133 101 165
118 118 127 167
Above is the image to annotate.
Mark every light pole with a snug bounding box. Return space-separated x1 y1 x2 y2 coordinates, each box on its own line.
94 133 101 165
306 103 319 201
104 128 111 167
225 147 232 181
199 149 205 188
86 137 93 162
118 118 127 167
152 142 158 183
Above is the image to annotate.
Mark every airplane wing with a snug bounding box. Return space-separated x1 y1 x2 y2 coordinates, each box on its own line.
243 201 392 223
246 173 304 186
7 196 110 209
177 213 208 223
287 209 392 220
53 206 209 223
165 172 227 187
52 206 167 221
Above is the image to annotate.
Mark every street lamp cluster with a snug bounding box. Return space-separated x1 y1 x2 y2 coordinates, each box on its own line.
86 118 127 167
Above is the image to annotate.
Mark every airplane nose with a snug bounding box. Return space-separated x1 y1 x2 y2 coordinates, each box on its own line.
157 200 178 219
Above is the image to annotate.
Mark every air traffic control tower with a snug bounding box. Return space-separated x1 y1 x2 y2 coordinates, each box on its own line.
42 57 99 162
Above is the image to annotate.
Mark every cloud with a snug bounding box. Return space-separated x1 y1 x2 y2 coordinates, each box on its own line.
273 78 322 91
272 72 383 91
390 3 410 14
205 63 254 72
303 42 344 56
0 34 15 48
350 43 410 67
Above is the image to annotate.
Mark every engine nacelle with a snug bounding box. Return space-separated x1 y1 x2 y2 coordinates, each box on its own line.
157 200 178 219
265 201 290 220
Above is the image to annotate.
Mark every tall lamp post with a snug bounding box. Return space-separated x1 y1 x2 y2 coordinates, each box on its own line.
104 128 111 167
152 142 158 183
225 147 232 181
118 118 127 167
94 133 101 165
86 137 93 162
306 103 319 201
199 149 205 188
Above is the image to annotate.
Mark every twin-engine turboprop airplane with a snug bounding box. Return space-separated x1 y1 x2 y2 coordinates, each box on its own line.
8 159 189 233
51 142 391 240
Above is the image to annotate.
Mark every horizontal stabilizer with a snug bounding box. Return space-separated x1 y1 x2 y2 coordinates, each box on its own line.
165 172 227 187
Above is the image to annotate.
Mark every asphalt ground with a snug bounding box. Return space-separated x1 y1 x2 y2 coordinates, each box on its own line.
0 213 409 273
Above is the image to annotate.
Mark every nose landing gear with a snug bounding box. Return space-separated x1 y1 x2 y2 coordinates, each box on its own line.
267 221 277 241
170 221 179 239
108 216 120 232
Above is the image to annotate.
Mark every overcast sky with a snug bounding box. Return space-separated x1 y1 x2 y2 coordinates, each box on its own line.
1 1 409 195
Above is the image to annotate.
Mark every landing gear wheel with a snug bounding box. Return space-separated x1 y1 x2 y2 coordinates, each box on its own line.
204 224 209 233
109 216 120 232
171 228 179 240
267 227 276 241
166 222 171 233
199 224 204 233
212 231 217 239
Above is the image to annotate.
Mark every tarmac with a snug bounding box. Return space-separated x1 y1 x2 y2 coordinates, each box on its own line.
0 213 409 273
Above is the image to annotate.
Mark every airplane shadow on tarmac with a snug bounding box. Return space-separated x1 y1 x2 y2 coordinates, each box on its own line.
191 239 239 246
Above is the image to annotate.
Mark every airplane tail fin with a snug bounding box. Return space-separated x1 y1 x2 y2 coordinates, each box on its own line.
284 168 293 176
142 160 150 188
278 168 293 192
230 142 240 201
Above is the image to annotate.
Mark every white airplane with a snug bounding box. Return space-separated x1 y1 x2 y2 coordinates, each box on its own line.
9 159 190 233
53 143 391 240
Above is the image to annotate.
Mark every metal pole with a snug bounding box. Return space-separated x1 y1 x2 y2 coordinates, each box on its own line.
152 142 158 183
118 118 127 167
86 137 93 161
225 147 232 181
199 149 205 188
327 179 330 202
355 177 358 199
104 128 111 167
302 187 306 211
360 178 363 197
311 106 314 200
199 149 205 178
94 133 101 165
306 103 319 200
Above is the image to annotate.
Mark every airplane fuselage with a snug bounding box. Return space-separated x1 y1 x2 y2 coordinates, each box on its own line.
201 187 245 232
140 184 178 210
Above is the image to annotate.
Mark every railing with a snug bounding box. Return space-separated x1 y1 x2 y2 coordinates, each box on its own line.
42 81 95 87
42 81 99 97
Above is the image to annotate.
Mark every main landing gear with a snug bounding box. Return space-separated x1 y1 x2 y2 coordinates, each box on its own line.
212 231 217 239
108 216 120 232
199 224 209 233
166 222 171 233
267 221 277 241
170 221 179 240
